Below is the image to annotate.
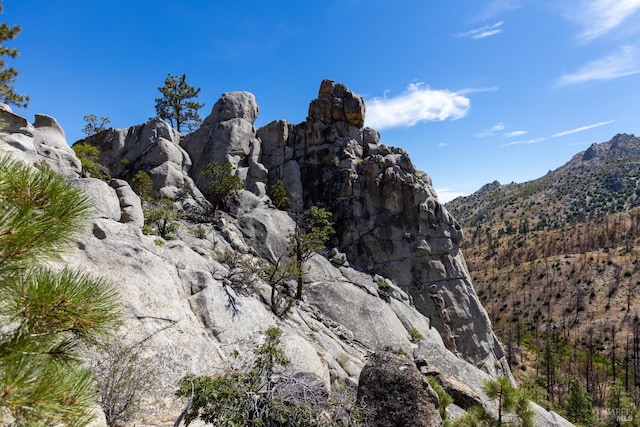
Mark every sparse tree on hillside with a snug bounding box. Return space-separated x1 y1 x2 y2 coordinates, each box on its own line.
143 198 178 239
563 376 594 425
290 206 334 300
0 157 121 425
155 73 204 133
0 3 29 108
81 114 111 136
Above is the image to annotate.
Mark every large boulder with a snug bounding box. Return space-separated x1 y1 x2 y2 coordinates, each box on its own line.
32 114 82 177
182 91 267 202
0 109 81 177
357 352 442 427
0 106 37 164
309 79 366 128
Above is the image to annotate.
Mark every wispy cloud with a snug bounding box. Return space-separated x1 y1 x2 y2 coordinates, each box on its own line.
504 130 528 138
437 142 448 148
365 82 471 130
457 86 499 95
436 188 467 203
566 0 640 42
475 0 521 21
474 122 505 138
551 120 616 137
501 138 547 147
501 119 616 147
557 45 640 86
454 21 504 39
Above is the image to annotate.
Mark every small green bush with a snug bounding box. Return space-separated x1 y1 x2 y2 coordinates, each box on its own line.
132 170 153 201
377 279 390 289
203 162 244 211
426 376 453 420
270 178 288 210
73 143 109 179
144 199 178 239
409 327 424 342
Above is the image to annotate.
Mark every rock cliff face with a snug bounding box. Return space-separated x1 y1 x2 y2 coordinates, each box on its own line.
0 85 572 426
255 80 507 374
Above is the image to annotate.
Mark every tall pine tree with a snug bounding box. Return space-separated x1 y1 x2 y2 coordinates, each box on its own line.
154 73 204 133
0 2 29 108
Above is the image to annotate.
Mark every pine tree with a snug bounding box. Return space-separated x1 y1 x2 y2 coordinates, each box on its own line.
453 376 534 427
290 206 334 300
0 2 29 108
154 73 204 133
563 376 594 426
0 157 121 425
81 114 110 136
203 161 244 212
270 178 288 210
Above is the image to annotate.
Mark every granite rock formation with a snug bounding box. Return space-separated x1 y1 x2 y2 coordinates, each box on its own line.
0 82 572 427
75 117 207 212
254 79 507 374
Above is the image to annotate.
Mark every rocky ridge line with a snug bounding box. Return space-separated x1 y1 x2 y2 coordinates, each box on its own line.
0 81 571 426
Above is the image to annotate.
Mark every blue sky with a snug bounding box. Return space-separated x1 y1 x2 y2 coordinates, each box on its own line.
3 0 640 202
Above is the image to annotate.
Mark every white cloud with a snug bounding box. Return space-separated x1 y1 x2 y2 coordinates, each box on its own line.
457 86 499 95
474 122 505 138
437 142 448 148
436 188 467 203
502 138 547 147
454 21 504 39
365 82 471 130
504 130 528 138
567 0 640 41
557 45 640 86
551 120 616 137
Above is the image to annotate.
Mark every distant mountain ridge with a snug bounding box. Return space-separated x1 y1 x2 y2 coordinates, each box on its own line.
444 133 640 419
447 133 640 232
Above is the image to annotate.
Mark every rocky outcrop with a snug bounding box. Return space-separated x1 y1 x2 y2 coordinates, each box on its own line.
255 79 507 375
75 118 207 210
0 107 81 177
0 85 572 426
357 352 442 427
182 92 268 199
309 79 366 128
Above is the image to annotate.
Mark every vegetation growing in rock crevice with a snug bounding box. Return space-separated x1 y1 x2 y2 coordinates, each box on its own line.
291 206 334 300
270 178 289 210
203 161 244 212
72 142 109 179
176 326 366 426
452 376 533 427
89 336 158 427
143 198 179 239
131 169 153 201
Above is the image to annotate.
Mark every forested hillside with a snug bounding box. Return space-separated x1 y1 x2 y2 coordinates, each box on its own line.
447 133 640 424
